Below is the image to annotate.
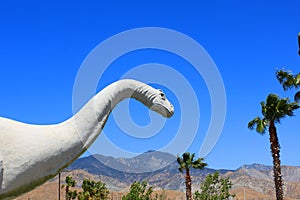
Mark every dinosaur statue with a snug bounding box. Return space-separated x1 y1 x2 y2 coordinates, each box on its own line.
0 79 174 199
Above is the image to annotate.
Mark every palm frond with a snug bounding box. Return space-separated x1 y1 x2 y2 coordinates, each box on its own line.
183 152 191 163
276 70 289 84
256 118 268 134
192 157 208 169
263 94 279 120
259 94 299 123
266 94 279 106
287 101 300 116
295 74 300 87
276 70 296 90
248 117 260 130
248 117 267 134
260 101 267 116
177 156 185 173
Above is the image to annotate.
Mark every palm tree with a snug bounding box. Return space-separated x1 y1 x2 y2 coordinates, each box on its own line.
248 94 299 200
298 32 300 55
177 152 207 200
276 69 300 101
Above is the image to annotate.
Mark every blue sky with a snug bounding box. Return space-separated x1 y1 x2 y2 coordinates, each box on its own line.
0 1 299 170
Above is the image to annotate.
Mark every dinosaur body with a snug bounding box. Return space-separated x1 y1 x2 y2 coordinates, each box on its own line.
0 79 174 199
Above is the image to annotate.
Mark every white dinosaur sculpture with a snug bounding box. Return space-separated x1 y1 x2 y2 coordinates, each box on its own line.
0 79 174 199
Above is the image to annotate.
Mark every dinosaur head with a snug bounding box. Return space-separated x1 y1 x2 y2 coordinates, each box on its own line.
150 89 174 118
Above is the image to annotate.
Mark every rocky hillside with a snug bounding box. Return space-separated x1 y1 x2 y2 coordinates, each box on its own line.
226 164 300 199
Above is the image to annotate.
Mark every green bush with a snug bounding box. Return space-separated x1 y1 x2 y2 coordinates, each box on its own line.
78 179 109 200
122 181 153 200
194 172 235 200
62 176 109 200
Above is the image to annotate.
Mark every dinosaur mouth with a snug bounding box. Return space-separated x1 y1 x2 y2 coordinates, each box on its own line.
151 104 174 118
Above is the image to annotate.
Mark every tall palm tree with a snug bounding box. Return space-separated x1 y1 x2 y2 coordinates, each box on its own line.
177 152 207 200
248 94 299 200
276 70 300 101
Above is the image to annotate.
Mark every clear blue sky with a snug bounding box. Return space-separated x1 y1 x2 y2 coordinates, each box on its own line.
0 1 299 170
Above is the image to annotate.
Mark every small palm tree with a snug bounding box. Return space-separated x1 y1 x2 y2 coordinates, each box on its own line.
177 152 207 200
248 94 299 200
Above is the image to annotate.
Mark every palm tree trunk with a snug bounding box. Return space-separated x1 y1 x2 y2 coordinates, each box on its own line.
185 168 192 200
269 121 284 200
65 185 69 200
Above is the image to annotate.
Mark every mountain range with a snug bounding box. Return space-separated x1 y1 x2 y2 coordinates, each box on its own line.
66 150 300 199
14 151 300 199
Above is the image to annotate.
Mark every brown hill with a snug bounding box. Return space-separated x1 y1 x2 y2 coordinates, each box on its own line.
225 167 300 199
232 187 300 200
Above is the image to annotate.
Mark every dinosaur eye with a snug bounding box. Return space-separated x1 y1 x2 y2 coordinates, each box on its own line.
160 93 165 99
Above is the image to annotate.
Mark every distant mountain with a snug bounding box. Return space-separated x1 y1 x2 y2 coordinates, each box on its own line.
118 150 176 172
69 150 178 174
68 151 225 191
239 163 273 171
69 155 129 181
91 150 177 173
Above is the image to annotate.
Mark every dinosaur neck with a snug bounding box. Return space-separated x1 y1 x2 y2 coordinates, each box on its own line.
65 79 154 156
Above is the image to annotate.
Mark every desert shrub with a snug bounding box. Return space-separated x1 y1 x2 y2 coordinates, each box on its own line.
194 172 235 200
122 181 153 200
